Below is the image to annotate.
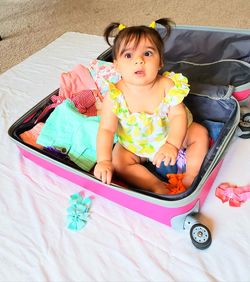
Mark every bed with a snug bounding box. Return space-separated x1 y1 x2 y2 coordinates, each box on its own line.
0 31 250 281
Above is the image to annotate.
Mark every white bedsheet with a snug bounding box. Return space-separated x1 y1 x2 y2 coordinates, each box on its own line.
0 32 250 282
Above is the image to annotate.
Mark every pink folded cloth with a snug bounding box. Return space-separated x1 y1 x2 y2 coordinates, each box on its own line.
20 122 44 149
59 64 98 98
215 182 250 207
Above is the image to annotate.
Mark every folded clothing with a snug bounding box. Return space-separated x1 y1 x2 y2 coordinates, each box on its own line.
37 99 117 171
20 122 44 149
59 64 98 98
88 59 121 94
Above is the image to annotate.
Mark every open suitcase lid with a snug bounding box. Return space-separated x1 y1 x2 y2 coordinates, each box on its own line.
98 25 250 62
164 25 250 63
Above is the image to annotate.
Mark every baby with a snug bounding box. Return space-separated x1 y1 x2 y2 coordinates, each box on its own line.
94 18 209 194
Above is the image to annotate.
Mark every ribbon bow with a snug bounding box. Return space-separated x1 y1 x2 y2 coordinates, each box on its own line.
149 21 156 29
166 173 187 194
215 182 250 207
66 193 92 231
118 23 126 31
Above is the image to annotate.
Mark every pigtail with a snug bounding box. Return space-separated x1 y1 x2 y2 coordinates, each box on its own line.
155 18 175 39
104 22 121 46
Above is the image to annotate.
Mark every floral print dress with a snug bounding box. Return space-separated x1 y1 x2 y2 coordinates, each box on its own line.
108 72 193 161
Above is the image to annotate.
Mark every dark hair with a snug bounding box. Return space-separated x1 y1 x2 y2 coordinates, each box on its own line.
103 18 174 62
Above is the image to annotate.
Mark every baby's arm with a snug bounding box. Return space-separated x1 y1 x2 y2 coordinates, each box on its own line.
94 94 118 184
153 103 188 168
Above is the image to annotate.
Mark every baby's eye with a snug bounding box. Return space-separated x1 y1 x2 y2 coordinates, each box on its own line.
144 51 153 56
124 53 132 59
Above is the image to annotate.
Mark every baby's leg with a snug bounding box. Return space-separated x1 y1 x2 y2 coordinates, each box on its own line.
112 143 169 194
183 122 209 188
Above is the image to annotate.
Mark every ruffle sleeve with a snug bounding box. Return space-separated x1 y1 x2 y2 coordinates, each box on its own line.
163 71 190 106
108 83 129 118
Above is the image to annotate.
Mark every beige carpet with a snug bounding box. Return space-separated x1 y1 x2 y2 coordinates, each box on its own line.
1 0 250 74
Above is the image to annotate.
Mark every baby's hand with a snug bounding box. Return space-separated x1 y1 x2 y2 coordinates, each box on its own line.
94 160 114 184
153 142 178 168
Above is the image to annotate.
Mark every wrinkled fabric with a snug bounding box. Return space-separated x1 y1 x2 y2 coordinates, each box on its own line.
2 32 250 282
37 99 102 171
19 122 44 149
88 59 121 94
59 64 98 98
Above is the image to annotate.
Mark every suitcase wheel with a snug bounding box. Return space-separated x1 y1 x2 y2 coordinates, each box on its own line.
190 223 212 250
242 113 250 123
237 113 250 139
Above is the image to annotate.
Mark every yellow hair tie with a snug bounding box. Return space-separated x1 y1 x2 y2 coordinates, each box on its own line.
118 23 126 31
149 21 156 29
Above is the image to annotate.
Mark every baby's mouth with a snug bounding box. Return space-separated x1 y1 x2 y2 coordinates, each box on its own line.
134 70 145 76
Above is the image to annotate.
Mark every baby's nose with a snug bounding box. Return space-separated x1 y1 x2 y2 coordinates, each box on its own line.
135 56 144 64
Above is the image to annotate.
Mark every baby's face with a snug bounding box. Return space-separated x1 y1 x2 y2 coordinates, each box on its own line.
114 37 162 86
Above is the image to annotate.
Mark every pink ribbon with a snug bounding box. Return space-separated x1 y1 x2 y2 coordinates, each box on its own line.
35 95 64 122
215 182 250 207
